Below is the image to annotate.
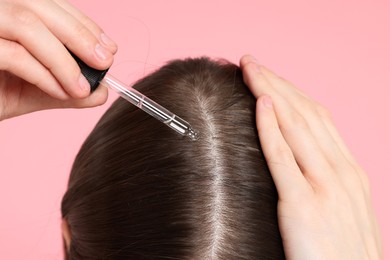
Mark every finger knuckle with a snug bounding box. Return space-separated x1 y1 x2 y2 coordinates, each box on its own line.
324 183 350 207
73 24 92 41
30 70 51 89
315 103 333 120
344 171 363 191
301 98 316 111
281 111 308 132
12 6 40 27
0 41 24 70
69 25 96 53
267 145 295 165
7 41 24 56
80 15 103 35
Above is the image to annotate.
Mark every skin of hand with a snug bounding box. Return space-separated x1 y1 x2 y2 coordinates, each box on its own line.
240 55 382 260
0 0 117 121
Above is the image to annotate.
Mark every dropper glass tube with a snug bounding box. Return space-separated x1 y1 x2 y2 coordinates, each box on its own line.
69 51 197 140
100 74 199 141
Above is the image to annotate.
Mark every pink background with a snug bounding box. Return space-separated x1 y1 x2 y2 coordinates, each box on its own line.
1 0 389 259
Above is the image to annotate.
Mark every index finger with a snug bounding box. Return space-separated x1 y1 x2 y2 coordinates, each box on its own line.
240 55 360 173
26 0 114 70
0 3 88 98
239 55 336 187
52 0 118 53
256 95 311 200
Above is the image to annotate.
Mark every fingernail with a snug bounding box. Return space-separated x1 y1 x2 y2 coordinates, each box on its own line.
262 95 273 109
79 74 90 92
95 43 110 60
100 33 116 48
245 55 262 74
247 55 259 64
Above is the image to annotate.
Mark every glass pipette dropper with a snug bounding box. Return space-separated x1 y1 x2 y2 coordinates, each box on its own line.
101 75 199 140
71 52 199 141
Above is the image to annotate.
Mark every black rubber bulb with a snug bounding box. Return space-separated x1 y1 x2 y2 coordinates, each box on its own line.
69 51 109 92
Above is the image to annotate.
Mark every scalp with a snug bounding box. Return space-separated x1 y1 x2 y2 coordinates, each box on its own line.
62 57 285 259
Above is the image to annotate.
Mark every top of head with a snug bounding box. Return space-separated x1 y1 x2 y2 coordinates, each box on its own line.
61 57 284 259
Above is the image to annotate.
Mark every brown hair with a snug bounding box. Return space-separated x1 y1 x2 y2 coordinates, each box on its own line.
61 57 285 259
